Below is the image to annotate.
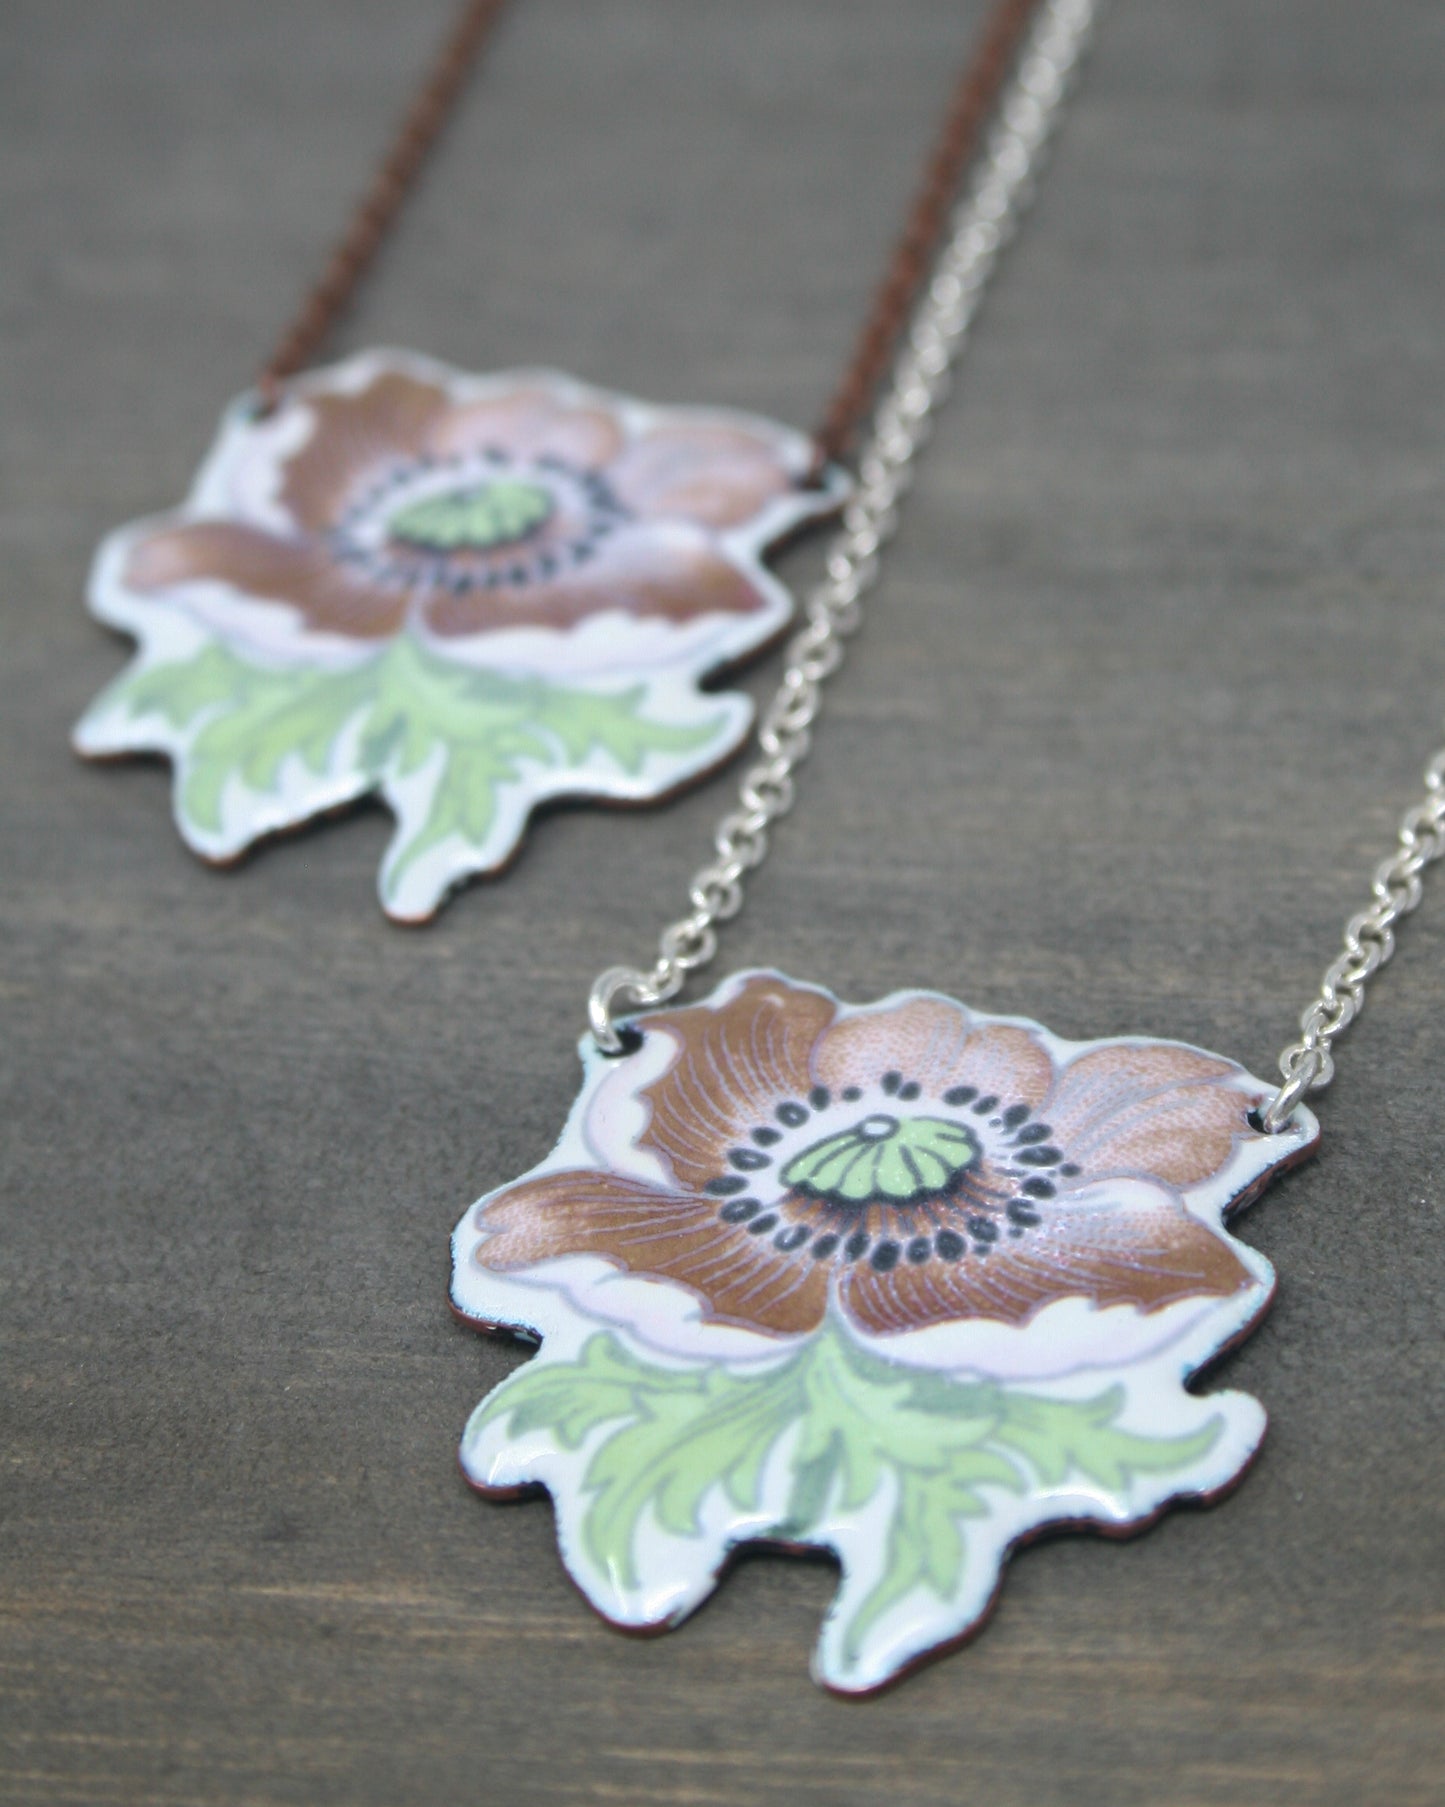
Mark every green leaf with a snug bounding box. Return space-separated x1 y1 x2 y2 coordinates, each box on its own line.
469 1337 798 1587
531 682 711 778
109 641 260 731
182 661 375 831
466 1324 1226 1670
497 1336 665 1452
87 632 728 901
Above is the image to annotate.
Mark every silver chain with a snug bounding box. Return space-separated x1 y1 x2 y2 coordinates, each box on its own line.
1259 745 1445 1131
588 0 1445 1140
589 0 1101 1053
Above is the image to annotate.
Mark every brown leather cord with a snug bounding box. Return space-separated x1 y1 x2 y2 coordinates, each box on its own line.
256 0 511 408
255 0 1043 465
809 0 1045 473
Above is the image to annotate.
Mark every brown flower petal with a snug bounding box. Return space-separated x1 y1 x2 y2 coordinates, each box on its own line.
837 1190 1253 1336
421 525 775 638
280 371 454 531
426 389 624 469
126 521 406 639
637 976 838 1193
476 1168 829 1338
609 423 805 531
814 1001 1054 1113
1045 1044 1249 1188
463 977 1282 1350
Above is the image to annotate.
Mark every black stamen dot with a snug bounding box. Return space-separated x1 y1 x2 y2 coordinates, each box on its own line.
881 1071 902 1096
1015 1122 1052 1145
944 1086 977 1107
971 1094 1000 1115
842 1086 862 1103
1009 1227 1023 1238
809 1086 831 1112
968 1215 999 1244
777 1102 809 1128
935 1229 965 1260
1022 1177 1055 1200
774 1224 810 1252
812 1233 840 1260
729 1148 771 1172
898 1080 921 1101
705 1175 747 1196
1060 1163 1081 1177
1007 1201 1042 1227
720 1197 761 1223
1018 1146 1062 1167
1001 1103 1031 1130
870 1240 900 1272
751 1127 781 1147
747 1213 779 1236
844 1231 870 1262
906 1236 931 1264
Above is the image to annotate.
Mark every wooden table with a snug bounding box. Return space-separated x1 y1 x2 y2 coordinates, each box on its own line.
3 2 1441 1800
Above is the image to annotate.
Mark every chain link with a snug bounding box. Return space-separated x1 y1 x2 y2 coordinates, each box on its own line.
590 0 1442 1139
1258 744 1445 1131
589 0 1099 1051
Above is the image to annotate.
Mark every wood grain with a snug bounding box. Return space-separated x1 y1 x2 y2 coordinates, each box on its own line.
2 2 1442 1802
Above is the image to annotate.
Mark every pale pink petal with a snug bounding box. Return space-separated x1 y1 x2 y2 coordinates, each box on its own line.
814 1001 1055 1113
1045 1044 1252 1189
426 390 624 468
609 422 806 530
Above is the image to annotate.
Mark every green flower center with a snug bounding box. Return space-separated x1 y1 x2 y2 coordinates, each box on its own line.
386 480 554 553
782 1113 979 1206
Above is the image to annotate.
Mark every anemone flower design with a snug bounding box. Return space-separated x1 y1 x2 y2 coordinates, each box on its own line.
452 970 1317 1693
74 351 845 920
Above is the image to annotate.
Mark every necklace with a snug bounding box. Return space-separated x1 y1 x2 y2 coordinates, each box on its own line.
448 0 1445 1696
71 0 1043 923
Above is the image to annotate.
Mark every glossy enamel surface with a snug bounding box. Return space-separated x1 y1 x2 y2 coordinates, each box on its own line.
452 971 1317 1692
74 351 845 920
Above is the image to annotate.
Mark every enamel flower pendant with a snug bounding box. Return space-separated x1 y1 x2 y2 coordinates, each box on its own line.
74 351 843 920
452 972 1316 1694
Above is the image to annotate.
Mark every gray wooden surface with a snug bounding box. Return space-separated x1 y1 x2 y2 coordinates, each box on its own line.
3 2 1442 1802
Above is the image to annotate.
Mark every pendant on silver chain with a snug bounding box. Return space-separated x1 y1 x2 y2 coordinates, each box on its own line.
451 971 1316 1694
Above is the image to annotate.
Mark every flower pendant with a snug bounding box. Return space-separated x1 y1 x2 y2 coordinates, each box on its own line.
74 352 845 920
451 971 1317 1694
